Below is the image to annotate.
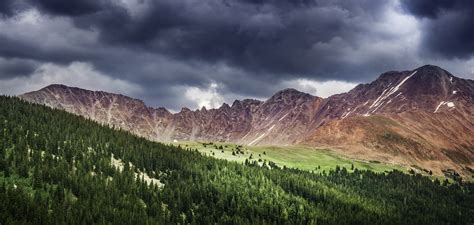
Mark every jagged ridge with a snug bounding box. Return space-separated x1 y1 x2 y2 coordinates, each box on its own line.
19 65 474 176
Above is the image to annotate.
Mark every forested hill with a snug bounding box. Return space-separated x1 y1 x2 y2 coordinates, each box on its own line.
0 96 473 224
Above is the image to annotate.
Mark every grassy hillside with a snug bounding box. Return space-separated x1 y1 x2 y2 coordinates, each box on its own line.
0 96 473 224
170 141 404 173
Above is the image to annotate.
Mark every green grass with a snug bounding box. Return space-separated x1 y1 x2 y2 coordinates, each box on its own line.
168 141 406 173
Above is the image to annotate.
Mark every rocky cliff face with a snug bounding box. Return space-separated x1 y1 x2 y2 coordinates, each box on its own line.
305 65 474 174
19 65 474 175
19 85 325 145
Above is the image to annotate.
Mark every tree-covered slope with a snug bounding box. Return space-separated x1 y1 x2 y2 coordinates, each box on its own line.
0 96 473 224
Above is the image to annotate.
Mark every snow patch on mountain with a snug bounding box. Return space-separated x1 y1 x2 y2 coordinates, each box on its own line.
434 101 455 113
248 133 266 146
248 125 276 146
278 113 290 121
368 71 417 114
434 101 445 113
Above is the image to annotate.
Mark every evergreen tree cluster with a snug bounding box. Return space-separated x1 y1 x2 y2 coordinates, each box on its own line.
0 96 473 224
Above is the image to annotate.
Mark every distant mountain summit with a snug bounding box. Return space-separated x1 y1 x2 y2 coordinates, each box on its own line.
306 65 474 174
325 65 473 117
19 65 474 176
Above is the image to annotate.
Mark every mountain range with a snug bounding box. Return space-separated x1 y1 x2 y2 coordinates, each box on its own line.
19 65 474 176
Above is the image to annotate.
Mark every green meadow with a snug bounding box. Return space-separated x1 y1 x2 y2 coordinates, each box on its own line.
170 141 406 173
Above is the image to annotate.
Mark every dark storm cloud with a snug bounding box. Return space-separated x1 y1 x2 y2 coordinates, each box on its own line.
0 0 473 110
0 58 38 78
400 0 456 19
4 0 391 81
81 0 389 79
0 35 97 65
31 0 106 16
401 0 474 58
0 0 15 16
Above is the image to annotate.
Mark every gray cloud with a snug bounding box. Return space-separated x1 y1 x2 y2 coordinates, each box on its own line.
0 58 38 78
77 0 393 79
0 0 473 110
31 0 106 16
0 0 14 16
401 0 474 59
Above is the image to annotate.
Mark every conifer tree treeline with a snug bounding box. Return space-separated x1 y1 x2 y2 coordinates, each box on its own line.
0 96 473 224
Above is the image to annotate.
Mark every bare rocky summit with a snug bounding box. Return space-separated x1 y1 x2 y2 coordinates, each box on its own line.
20 65 474 176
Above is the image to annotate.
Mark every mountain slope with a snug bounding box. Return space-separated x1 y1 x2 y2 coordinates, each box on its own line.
19 65 474 176
305 65 474 175
1 96 474 224
20 85 325 145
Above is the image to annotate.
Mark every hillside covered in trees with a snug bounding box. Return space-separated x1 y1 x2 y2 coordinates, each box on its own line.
0 96 473 224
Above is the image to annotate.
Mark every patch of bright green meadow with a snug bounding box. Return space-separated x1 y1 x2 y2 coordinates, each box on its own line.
166 141 406 173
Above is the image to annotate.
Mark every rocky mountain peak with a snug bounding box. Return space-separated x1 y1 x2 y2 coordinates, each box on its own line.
43 84 69 90
272 88 310 97
415 64 450 76
220 103 231 109
180 107 192 113
373 65 450 88
347 65 474 117
18 65 474 176
267 88 315 105
154 107 172 116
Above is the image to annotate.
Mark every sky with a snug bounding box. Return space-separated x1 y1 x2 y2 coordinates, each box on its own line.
0 0 473 111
